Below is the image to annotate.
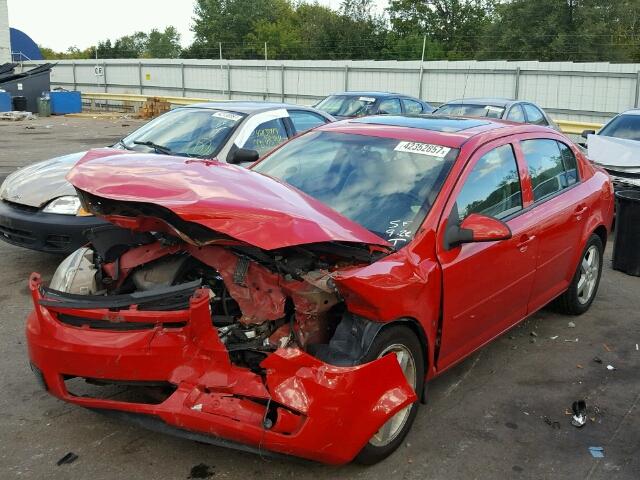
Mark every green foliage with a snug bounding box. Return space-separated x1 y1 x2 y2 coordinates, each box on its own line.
39 0 640 61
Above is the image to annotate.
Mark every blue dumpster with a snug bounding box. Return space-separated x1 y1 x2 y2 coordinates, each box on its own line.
50 91 82 114
0 91 11 112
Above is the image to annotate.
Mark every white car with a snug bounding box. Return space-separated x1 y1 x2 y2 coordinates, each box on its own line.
582 109 640 191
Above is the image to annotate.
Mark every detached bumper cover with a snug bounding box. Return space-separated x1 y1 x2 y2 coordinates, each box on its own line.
25 274 415 465
0 200 107 253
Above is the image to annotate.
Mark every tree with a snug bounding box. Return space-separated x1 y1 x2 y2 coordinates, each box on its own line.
388 0 494 59
145 27 182 58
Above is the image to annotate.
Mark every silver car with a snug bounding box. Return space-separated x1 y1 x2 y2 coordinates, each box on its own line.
0 102 334 253
434 98 560 131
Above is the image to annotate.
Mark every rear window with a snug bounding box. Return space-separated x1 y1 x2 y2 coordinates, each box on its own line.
521 139 579 202
436 104 505 119
315 95 375 117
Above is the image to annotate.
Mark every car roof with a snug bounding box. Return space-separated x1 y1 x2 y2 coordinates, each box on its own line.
184 101 321 114
617 109 640 116
441 98 519 108
329 91 408 98
317 114 555 148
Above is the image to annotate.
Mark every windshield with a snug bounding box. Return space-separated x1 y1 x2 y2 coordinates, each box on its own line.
122 108 246 157
253 131 457 247
315 95 376 117
436 104 505 119
599 114 640 141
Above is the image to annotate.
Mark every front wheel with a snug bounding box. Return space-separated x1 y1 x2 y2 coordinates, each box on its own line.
355 326 425 465
556 234 604 315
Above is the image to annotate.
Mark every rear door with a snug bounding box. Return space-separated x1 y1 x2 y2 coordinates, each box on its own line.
287 109 329 134
517 137 587 312
436 139 539 370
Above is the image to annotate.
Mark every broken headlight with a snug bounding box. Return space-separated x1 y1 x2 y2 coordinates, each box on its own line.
43 196 92 216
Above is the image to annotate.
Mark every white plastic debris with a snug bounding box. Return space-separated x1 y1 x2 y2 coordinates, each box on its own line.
568 321 576 328
550 335 559 340
606 365 616 371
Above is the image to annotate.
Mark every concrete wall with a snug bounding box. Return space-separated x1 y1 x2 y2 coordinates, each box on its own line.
21 58 640 123
0 0 10 64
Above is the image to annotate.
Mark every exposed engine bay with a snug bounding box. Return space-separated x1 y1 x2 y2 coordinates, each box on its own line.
49 222 388 370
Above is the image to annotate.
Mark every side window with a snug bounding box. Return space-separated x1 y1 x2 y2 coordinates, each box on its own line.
456 144 522 221
557 141 579 186
523 104 548 126
378 98 402 115
506 104 525 123
242 118 288 156
521 139 569 201
288 110 327 134
402 98 424 115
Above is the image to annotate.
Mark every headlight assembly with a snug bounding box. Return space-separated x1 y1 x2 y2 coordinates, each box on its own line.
42 196 92 216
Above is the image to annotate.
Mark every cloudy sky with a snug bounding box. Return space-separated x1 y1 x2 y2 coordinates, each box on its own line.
7 0 387 52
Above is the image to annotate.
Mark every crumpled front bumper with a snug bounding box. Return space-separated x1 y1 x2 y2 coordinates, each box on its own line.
25 273 416 465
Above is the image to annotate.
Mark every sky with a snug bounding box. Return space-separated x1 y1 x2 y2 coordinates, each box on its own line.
6 0 384 52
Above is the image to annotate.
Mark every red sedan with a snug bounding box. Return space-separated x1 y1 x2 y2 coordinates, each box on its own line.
25 116 614 465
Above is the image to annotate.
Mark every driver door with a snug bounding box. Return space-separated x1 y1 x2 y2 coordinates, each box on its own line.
435 140 539 371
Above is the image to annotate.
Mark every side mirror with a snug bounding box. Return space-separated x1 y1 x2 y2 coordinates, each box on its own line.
228 147 259 165
444 213 512 250
581 129 596 139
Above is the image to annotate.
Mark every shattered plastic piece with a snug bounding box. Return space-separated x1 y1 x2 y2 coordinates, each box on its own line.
606 365 616 371
568 321 576 328
550 335 558 340
588 446 604 458
636 344 638 351
530 331 538 337
56 452 78 466
564 338 579 343
603 343 612 352
571 400 587 428
593 356 603 364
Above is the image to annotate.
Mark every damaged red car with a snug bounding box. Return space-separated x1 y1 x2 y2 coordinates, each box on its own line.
26 116 614 465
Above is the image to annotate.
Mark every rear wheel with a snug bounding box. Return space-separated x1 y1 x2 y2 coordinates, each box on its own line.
556 234 604 315
355 326 425 465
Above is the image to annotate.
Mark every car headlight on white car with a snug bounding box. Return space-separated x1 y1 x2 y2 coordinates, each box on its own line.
42 196 93 216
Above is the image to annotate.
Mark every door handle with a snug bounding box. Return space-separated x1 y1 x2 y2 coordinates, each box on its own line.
574 205 588 218
516 234 535 251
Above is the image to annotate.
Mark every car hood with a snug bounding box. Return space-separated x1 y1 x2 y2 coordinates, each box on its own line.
0 151 89 207
68 151 392 251
587 134 640 171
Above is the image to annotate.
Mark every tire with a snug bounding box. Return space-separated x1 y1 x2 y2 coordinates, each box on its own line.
355 326 425 465
556 234 604 315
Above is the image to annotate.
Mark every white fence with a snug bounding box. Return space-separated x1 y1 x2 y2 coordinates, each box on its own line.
21 59 640 123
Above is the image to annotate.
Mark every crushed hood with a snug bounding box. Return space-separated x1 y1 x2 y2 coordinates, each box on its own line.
1 151 87 207
587 135 640 171
68 151 391 251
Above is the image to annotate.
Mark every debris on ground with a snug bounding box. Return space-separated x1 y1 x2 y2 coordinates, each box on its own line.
588 446 605 458
56 452 78 466
550 335 558 340
606 365 616 371
636 343 638 351
564 338 579 343
568 321 576 328
188 463 214 479
0 111 37 121
594 356 603 364
577 364 583 368
571 400 587 428
530 331 538 337
603 343 612 352
543 416 561 429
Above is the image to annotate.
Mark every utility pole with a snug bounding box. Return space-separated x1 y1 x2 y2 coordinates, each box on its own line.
219 42 224 96
264 42 268 100
418 35 426 99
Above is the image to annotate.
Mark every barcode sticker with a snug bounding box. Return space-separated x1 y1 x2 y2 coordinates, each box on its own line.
394 141 451 158
212 111 243 121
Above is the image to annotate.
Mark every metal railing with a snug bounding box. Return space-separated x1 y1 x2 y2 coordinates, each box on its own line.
80 92 604 134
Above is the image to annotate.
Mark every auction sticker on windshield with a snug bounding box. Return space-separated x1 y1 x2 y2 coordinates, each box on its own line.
212 111 243 122
359 96 376 103
394 141 451 158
